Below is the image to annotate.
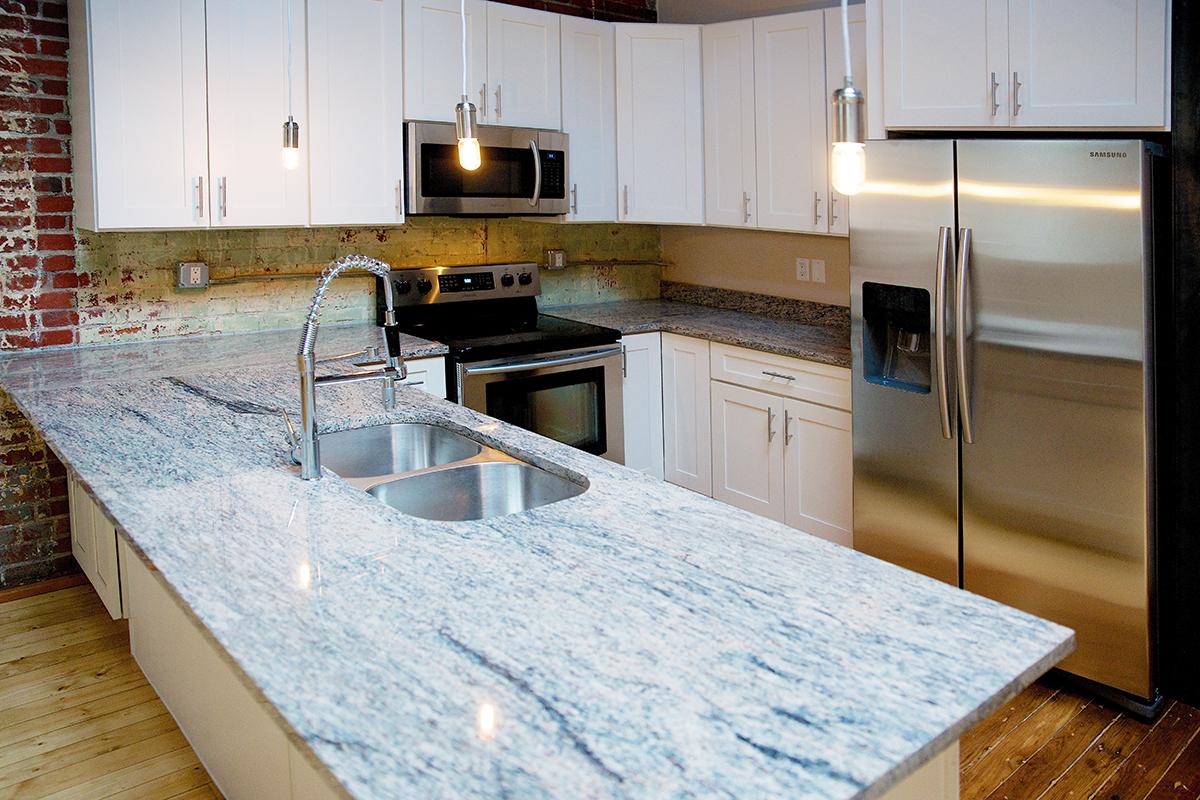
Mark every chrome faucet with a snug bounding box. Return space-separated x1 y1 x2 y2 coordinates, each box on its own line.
297 255 406 480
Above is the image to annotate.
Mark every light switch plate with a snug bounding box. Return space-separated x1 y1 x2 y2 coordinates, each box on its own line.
795 257 810 282
176 261 209 289
812 259 826 283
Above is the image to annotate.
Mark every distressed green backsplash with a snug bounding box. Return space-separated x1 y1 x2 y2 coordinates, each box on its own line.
73 218 662 345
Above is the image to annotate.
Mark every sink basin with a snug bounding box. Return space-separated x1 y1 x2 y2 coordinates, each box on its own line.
368 461 586 521
318 423 482 479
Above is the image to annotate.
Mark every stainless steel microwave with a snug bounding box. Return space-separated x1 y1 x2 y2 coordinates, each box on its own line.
405 121 569 216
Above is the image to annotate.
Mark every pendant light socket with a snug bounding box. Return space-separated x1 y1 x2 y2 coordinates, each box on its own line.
282 114 300 170
832 80 865 146
455 97 478 141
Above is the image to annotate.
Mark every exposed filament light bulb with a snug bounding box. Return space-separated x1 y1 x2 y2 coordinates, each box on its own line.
831 140 866 196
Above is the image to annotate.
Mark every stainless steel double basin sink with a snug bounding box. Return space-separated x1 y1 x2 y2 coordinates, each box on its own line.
316 423 586 521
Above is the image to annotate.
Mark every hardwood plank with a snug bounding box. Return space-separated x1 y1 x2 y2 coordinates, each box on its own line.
1145 726 1200 799
962 682 1060 771
961 691 1091 798
100 763 212 800
0 576 89 608
0 595 110 640
1095 701 1200 800
0 668 150 730
0 650 138 712
0 728 191 799
0 684 160 751
165 785 222 800
1037 711 1153 799
45 747 205 800
0 697 170 771
0 631 130 682
0 712 178 789
1 615 130 665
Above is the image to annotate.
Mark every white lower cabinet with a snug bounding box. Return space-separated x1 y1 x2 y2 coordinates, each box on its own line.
126 551 341 800
621 333 665 479
711 381 786 521
783 398 853 546
400 355 448 399
68 473 122 619
661 333 712 494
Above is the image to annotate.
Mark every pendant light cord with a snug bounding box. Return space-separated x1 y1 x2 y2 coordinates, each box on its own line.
286 0 294 115
841 0 852 83
460 0 469 100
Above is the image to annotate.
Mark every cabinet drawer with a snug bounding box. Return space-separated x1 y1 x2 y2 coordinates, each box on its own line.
710 343 851 411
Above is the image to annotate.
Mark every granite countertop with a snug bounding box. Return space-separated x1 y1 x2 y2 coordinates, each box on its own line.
0 327 1071 800
547 294 851 369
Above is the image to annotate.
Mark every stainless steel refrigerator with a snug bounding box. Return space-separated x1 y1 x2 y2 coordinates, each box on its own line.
851 139 1161 709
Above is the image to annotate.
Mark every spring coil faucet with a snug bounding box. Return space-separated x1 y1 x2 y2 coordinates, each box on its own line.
296 255 406 479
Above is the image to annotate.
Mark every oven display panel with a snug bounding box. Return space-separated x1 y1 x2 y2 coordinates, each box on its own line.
438 273 495 293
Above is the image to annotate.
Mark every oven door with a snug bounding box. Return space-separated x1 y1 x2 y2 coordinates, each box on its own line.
407 122 568 215
457 345 624 462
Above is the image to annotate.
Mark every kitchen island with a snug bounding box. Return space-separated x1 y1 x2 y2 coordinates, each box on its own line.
0 323 1072 800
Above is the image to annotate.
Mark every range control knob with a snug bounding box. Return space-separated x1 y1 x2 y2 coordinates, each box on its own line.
517 272 533 286
417 278 434 295
393 279 412 295
500 273 515 288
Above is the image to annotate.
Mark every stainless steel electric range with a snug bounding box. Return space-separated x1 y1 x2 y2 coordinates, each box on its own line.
377 263 624 463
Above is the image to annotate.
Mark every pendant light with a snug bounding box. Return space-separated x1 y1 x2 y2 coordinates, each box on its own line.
282 0 300 170
830 0 865 196
455 0 482 171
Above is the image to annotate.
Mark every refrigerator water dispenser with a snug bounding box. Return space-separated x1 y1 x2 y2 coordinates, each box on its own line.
862 282 931 394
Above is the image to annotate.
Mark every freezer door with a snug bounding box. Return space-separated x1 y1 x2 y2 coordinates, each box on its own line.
956 140 1153 699
851 140 960 585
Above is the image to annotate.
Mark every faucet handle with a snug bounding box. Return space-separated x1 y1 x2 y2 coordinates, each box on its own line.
281 409 302 464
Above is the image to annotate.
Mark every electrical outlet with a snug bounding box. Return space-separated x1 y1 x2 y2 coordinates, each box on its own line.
812 259 826 283
176 261 209 289
795 257 810 282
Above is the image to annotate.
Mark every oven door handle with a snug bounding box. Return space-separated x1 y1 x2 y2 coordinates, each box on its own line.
528 139 542 207
463 346 621 376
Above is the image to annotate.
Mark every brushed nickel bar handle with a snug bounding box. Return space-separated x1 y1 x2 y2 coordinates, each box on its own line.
762 370 796 381
934 226 953 440
196 176 204 218
495 84 502 119
785 410 794 445
990 71 1000 117
956 227 974 444
1012 71 1022 117
767 406 776 442
813 192 823 226
219 176 227 218
570 183 578 215
480 83 487 119
743 191 751 223
623 185 629 218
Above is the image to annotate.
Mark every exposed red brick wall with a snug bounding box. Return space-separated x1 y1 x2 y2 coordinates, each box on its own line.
0 0 74 588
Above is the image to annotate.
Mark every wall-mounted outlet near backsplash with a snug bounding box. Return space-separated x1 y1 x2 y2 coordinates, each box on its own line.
73 219 663 346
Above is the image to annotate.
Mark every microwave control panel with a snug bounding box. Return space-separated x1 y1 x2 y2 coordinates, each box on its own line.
540 151 566 199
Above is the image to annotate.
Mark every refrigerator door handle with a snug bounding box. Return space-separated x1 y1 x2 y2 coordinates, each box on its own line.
934 226 954 440
956 227 975 444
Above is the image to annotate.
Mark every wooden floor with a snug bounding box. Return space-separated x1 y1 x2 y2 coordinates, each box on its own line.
5 585 1200 800
0 584 221 800
962 675 1200 800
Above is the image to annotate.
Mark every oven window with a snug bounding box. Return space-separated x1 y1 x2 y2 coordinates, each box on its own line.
485 366 607 455
421 143 535 198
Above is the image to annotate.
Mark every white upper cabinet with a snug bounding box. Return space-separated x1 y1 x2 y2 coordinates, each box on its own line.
881 0 1008 129
615 24 704 225
877 0 1168 130
560 16 617 222
1007 0 1168 128
487 4 561 129
753 11 828 233
702 20 757 228
823 4 867 236
308 0 405 226
403 0 487 123
69 0 209 230
206 0 309 227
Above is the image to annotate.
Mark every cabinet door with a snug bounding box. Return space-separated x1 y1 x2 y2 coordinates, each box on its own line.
824 4 867 236
487 4 561 129
206 0 309 227
615 24 704 225
784 398 853 546
81 0 209 230
308 0 405 225
753 11 828 233
91 506 123 619
403 0 488 123
561 17 617 222
621 333 665 479
68 476 95 579
400 356 448 399
661 334 712 494
881 0 1008 129
712 382 786 522
703 20 757 228
1008 0 1167 128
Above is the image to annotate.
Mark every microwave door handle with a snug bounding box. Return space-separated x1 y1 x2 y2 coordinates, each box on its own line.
528 139 542 207
464 346 622 376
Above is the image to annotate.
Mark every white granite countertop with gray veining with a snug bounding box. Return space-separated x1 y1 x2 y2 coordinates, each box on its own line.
0 325 1072 800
